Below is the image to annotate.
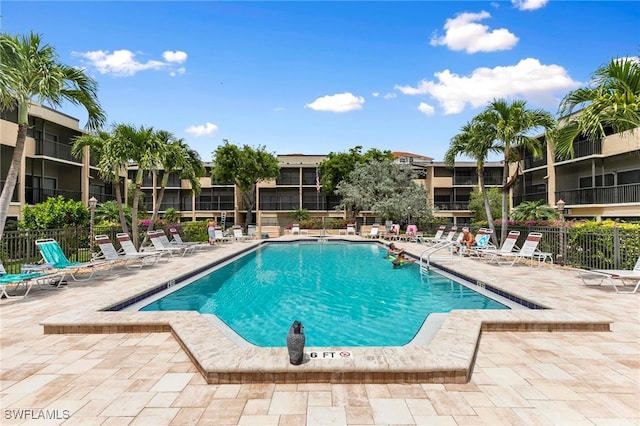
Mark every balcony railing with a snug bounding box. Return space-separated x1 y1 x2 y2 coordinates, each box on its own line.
452 177 474 185
434 202 470 211
556 183 640 205
34 139 78 163
513 191 547 206
194 198 235 211
524 154 547 169
25 187 82 204
259 201 300 210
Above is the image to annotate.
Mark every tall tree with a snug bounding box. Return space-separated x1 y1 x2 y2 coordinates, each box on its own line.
142 132 205 245
474 99 556 243
115 124 166 248
318 146 394 194
211 141 280 227
72 129 130 235
335 160 431 224
0 32 106 238
444 121 500 245
556 57 640 159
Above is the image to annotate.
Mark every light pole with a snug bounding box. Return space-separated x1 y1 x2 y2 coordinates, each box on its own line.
556 199 565 265
88 197 98 258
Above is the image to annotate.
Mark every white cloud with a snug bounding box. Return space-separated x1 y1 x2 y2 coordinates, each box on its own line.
512 0 548 11
396 58 581 114
417 102 435 116
383 93 397 99
430 11 519 53
73 49 187 76
163 50 187 63
185 122 218 137
304 92 365 112
372 92 380 97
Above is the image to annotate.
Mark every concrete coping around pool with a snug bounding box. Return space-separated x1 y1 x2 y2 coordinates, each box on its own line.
39 239 612 384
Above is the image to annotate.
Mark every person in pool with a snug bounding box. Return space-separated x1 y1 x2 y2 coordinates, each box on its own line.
386 243 404 258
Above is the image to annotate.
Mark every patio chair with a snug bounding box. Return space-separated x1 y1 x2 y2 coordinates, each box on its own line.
1 260 65 299
291 224 300 235
363 224 380 239
232 225 252 242
423 225 446 244
94 235 158 269
467 228 497 256
116 233 169 264
35 238 114 281
168 228 209 250
214 226 233 244
478 230 520 261
147 230 197 256
346 223 357 235
488 232 545 267
578 257 640 294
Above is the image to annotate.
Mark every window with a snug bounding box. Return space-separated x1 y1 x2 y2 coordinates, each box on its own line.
277 168 299 185
618 169 640 185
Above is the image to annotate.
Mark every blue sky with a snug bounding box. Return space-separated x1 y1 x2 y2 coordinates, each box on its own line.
2 1 639 162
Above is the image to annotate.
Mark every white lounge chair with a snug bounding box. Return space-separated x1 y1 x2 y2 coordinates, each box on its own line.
291 224 300 235
578 257 640 293
94 235 158 269
232 225 252 242
364 224 380 239
423 225 446 244
479 230 520 261
346 224 356 235
168 228 208 250
35 238 115 281
116 233 169 263
147 230 197 256
488 232 546 267
214 227 233 243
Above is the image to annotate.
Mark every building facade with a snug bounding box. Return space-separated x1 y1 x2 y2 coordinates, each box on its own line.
2 105 639 232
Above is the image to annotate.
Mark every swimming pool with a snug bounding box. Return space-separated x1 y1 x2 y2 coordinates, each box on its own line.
137 241 512 347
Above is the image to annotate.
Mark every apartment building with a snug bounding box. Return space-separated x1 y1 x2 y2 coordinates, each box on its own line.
393 152 504 225
3 105 638 231
0 102 118 226
514 129 640 220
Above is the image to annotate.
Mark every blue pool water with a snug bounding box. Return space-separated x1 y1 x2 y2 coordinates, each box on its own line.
140 242 508 347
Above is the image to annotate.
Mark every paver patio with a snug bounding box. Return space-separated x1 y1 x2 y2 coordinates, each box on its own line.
1 237 638 425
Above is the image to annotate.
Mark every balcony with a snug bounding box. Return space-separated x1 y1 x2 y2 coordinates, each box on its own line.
434 202 470 211
259 200 300 210
194 197 235 211
452 177 474 186
34 139 78 163
513 191 547 206
25 187 82 205
556 183 640 205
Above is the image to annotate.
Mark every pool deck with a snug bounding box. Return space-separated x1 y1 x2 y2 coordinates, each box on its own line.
1 236 638 425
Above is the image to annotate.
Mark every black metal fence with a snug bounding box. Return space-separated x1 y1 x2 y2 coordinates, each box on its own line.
2 223 639 273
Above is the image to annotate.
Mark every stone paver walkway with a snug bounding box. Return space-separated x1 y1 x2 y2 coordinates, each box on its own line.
1 237 638 425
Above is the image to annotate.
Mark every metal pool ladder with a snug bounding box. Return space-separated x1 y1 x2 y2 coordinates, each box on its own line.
419 240 461 274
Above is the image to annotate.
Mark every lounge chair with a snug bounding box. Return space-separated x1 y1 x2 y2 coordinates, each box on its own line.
1 261 65 299
35 238 114 281
291 224 300 235
467 228 496 256
214 227 233 244
578 257 640 293
168 228 208 250
94 235 158 269
147 230 197 256
346 224 356 235
488 232 546 267
423 225 446 244
232 225 252 242
478 230 520 261
364 224 380 239
116 233 169 263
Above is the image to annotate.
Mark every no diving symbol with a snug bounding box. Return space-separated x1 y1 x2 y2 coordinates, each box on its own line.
339 351 351 357
309 351 352 359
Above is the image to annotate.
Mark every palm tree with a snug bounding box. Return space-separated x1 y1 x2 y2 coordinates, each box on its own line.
474 99 556 243
141 132 205 246
556 57 640 159
0 32 106 237
510 200 559 222
114 124 166 248
444 120 500 246
72 129 130 234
